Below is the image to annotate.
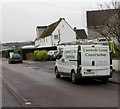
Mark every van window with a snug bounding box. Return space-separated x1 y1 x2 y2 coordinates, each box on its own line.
56 50 63 59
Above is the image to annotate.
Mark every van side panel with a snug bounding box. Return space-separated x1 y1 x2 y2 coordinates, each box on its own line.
63 46 78 73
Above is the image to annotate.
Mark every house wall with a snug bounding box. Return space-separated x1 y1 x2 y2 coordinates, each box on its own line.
52 20 76 45
35 40 39 47
35 19 76 47
39 37 52 47
112 59 120 71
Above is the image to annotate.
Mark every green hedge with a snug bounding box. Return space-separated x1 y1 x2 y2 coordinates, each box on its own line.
33 50 48 61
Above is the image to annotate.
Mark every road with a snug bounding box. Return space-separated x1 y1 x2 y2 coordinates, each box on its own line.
0 59 21 108
1 59 119 107
2 83 22 107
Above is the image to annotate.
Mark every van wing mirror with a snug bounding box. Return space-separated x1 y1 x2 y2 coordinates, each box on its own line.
56 50 63 60
56 54 62 60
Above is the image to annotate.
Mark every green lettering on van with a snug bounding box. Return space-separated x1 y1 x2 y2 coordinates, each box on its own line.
85 53 106 56
83 48 108 52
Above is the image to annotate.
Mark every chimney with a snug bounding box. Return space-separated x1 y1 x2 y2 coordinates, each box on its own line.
74 27 77 32
59 18 65 20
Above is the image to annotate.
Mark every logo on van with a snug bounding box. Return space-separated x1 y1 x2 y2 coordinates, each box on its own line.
65 49 76 59
83 48 108 57
83 48 108 52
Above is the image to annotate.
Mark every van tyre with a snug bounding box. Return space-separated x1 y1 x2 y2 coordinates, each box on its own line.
71 71 77 83
55 67 61 78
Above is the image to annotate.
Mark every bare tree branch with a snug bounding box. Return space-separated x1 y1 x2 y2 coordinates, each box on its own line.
92 1 120 52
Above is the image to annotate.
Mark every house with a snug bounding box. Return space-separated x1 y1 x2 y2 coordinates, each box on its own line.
35 26 47 46
86 9 118 39
35 18 76 47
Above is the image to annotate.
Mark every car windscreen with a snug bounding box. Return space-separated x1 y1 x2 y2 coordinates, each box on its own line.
12 54 22 59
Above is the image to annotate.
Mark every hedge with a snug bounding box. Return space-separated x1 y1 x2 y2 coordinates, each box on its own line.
33 50 48 61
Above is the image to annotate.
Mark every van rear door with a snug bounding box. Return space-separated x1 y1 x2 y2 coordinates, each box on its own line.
81 45 97 76
95 45 110 76
81 45 110 77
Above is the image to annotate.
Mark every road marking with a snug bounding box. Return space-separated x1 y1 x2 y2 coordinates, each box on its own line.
25 102 31 105
2 78 29 108
24 98 32 105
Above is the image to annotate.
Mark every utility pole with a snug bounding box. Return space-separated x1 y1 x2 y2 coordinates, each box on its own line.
58 29 61 44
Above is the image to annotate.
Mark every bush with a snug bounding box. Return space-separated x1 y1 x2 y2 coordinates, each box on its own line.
33 50 39 61
33 50 47 61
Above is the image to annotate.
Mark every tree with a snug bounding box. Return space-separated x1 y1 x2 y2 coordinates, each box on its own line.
92 1 120 52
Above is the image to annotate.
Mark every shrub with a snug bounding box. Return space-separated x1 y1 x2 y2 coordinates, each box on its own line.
33 50 47 61
33 50 39 61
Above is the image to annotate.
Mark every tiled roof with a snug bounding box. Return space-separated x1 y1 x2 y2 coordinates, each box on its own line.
76 29 87 39
37 26 47 29
87 9 118 27
40 18 63 38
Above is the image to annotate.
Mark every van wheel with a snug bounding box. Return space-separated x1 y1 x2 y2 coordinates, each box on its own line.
55 67 61 78
71 71 77 83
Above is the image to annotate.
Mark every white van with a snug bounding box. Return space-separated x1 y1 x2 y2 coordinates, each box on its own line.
55 44 112 83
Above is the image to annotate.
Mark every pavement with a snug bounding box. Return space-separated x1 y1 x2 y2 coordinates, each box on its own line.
109 71 120 84
23 60 120 84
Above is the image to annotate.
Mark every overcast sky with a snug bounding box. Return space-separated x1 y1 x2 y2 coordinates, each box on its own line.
0 0 117 43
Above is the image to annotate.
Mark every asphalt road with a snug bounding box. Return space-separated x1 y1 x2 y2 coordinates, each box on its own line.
1 59 119 107
2 83 22 107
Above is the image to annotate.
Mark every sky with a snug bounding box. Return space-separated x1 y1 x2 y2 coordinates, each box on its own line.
0 0 118 43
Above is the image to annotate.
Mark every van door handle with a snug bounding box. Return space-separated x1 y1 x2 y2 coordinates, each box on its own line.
92 61 95 66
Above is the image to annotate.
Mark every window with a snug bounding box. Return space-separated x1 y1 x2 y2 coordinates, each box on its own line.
54 35 59 40
12 54 22 59
56 50 63 59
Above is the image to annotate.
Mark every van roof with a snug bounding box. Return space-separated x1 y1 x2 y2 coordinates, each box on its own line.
57 39 109 46
57 44 109 48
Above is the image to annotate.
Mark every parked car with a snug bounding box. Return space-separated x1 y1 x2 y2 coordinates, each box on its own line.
8 53 23 64
47 50 57 61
